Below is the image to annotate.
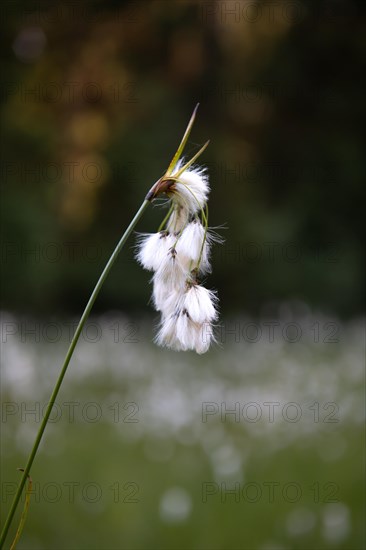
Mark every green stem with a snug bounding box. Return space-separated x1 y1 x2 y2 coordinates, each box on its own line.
0 199 150 549
157 202 174 232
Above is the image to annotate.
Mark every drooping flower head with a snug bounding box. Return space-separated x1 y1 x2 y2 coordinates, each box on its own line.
136 104 222 353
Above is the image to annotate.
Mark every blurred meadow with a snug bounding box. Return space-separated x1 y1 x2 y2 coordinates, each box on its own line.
0 1 365 549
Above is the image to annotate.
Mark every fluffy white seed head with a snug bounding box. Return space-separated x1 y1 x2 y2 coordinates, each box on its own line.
176 310 199 350
176 220 206 266
152 277 183 315
169 160 209 215
136 232 175 271
175 222 223 275
153 246 187 290
183 284 218 324
155 310 216 354
166 205 190 234
195 322 215 354
151 276 170 313
155 312 181 350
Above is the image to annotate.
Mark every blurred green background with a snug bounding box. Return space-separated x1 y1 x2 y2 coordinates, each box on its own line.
1 1 365 549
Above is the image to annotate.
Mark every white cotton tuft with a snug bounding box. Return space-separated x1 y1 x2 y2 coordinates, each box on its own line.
170 160 209 215
154 295 217 353
136 232 175 271
152 277 183 315
174 223 223 276
151 276 170 312
176 220 207 267
153 247 187 290
195 322 215 354
155 313 181 350
166 205 190 234
178 311 204 351
183 285 218 324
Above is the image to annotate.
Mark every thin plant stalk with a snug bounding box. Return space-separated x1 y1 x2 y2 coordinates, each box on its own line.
0 199 150 548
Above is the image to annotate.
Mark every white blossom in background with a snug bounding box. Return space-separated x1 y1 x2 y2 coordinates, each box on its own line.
136 104 223 354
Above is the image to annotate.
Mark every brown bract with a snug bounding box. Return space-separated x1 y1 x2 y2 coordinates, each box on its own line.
145 178 176 201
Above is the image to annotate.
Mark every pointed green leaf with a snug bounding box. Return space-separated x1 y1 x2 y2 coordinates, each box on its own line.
166 103 200 176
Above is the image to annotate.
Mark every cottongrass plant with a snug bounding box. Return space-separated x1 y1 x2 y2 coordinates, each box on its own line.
0 104 221 547
136 158 221 353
